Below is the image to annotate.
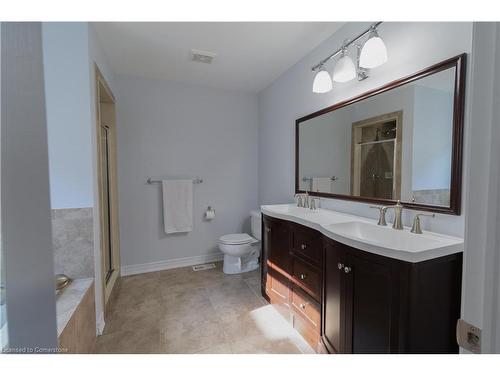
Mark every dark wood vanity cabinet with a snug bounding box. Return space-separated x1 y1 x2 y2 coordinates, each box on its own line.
322 239 344 353
261 215 323 349
261 215 291 317
324 238 400 353
323 237 463 354
261 214 463 354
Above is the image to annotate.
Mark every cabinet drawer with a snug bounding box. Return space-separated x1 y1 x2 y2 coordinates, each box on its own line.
292 256 321 301
291 286 321 331
292 226 322 266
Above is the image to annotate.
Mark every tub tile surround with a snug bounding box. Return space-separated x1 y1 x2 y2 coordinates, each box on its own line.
56 278 94 335
57 279 96 353
51 207 94 279
95 263 313 354
52 208 97 353
412 188 451 206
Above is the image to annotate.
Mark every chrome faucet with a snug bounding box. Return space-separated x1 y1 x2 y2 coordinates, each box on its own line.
294 191 310 208
369 205 388 226
371 200 404 229
294 191 319 209
294 193 304 207
386 200 404 230
309 197 320 210
411 213 435 234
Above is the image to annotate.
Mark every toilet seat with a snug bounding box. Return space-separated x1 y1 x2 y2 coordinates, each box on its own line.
218 233 254 245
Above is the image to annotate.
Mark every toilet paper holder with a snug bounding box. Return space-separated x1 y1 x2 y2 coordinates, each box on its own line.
205 206 215 220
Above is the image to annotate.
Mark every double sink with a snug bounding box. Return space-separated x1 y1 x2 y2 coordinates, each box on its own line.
260 204 463 263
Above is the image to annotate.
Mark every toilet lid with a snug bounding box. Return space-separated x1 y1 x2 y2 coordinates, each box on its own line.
218 233 254 245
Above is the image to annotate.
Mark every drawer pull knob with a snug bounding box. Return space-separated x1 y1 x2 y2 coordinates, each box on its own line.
337 262 344 270
299 303 307 309
344 266 352 274
266 228 271 233
301 244 307 250
299 273 307 280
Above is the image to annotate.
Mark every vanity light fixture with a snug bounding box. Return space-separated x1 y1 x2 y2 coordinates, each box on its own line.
359 27 388 68
311 22 386 93
312 65 333 93
332 47 357 83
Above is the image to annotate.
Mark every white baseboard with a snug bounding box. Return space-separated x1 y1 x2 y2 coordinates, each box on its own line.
121 252 224 276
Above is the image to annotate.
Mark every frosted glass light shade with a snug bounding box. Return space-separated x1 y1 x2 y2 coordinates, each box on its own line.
333 54 356 83
359 32 388 69
312 69 333 93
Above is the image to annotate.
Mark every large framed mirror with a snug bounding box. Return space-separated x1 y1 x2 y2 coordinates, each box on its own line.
296 54 466 215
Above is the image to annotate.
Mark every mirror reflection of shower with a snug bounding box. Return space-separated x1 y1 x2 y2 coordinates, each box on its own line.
351 111 402 200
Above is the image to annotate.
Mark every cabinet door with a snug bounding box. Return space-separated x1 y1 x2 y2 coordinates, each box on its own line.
344 253 396 354
266 217 291 273
323 240 345 354
266 267 291 320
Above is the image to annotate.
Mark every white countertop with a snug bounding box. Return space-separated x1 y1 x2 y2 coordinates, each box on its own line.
260 204 463 263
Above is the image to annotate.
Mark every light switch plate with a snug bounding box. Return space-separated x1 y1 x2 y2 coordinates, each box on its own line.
456 319 481 353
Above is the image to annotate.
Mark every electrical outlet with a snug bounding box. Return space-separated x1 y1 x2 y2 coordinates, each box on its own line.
456 319 481 353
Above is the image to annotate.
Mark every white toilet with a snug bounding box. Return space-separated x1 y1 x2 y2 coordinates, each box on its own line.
217 210 261 274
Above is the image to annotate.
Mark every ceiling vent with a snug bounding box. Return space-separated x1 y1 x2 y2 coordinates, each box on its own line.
190 49 217 64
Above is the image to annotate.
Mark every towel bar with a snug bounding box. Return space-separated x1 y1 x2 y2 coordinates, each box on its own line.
302 176 338 182
146 177 203 184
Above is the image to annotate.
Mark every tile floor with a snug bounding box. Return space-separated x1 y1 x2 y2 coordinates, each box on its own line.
95 262 314 354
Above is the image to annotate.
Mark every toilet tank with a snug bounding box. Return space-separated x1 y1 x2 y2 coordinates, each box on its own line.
250 210 262 241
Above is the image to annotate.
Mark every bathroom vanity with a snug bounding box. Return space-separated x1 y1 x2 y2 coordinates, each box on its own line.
260 204 463 354
260 54 467 353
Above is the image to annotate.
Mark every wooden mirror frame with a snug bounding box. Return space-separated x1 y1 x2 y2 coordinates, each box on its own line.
295 53 466 215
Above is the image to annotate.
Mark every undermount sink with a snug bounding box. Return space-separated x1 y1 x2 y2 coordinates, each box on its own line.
323 221 460 253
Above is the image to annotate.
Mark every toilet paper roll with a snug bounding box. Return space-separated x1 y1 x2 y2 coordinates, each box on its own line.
205 207 215 220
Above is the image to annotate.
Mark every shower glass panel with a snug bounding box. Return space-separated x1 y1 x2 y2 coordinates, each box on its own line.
101 125 113 283
359 141 395 199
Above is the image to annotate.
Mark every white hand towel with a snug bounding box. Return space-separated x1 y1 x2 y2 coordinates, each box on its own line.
162 179 193 234
312 177 332 193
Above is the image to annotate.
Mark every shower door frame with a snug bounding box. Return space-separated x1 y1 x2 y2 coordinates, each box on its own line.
95 66 121 315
